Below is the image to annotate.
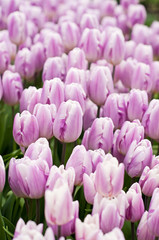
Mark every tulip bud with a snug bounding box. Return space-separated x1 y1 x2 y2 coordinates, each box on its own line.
42 57 66 82
7 11 27 45
124 40 136 60
66 145 92 185
53 100 83 143
0 41 10 74
139 164 159 197
103 228 125 240
121 0 139 10
81 127 90 151
41 78 65 109
15 48 35 80
79 28 102 62
127 4 147 28
100 0 117 17
102 93 128 129
2 70 23 106
102 28 125 65
124 139 152 178
142 99 159 140
83 172 96 204
0 156 5 192
116 120 144 156
127 89 148 122
131 24 151 45
13 110 39 147
80 13 99 32
137 211 155 240
88 66 114 106
9 156 47 198
45 180 74 226
126 183 144 222
150 61 159 93
83 99 97 131
67 48 88 71
134 44 153 65
31 42 46 72
0 30 16 61
84 117 114 153
33 103 56 139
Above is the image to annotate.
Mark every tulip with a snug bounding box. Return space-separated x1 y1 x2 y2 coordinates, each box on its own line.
112 129 125 163
88 66 114 106
31 42 46 73
127 89 148 122
134 44 153 65
124 40 136 60
101 16 117 30
103 228 125 240
2 70 23 106
66 145 92 185
127 4 147 28
79 28 102 62
100 0 117 17
53 100 83 143
125 183 144 222
137 211 155 240
124 139 152 178
83 99 97 131
102 27 125 65
45 179 74 226
1 0 19 23
41 78 65 109
0 30 16 61
67 48 88 71
84 117 114 153
81 128 91 151
42 57 66 82
116 120 144 156
80 13 99 31
0 156 5 193
88 148 105 172
25 138 53 170
33 103 56 139
131 24 151 45
139 164 159 197
9 156 47 198
121 0 139 10
76 214 102 240
0 41 10 74
142 99 159 140
83 173 96 204
15 48 35 80
102 93 128 129
150 61 159 93
7 11 27 45
13 110 39 147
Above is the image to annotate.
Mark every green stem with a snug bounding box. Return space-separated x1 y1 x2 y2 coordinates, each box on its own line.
25 199 29 220
53 138 57 161
12 106 17 151
112 65 115 81
97 106 100 118
36 199 40 224
58 226 61 238
131 222 135 240
61 143 66 165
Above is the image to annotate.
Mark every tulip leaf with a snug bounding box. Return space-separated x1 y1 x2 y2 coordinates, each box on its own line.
0 211 6 240
1 192 16 221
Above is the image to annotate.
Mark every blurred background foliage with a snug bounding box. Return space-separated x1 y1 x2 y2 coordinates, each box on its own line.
142 0 159 26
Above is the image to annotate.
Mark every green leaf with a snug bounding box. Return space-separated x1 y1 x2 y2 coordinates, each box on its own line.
0 211 6 240
2 192 16 221
2 217 15 234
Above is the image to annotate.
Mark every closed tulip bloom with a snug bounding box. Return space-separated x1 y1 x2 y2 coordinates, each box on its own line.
25 138 53 170
95 154 124 197
46 165 75 194
121 0 139 10
134 44 153 65
142 99 159 140
42 57 66 82
103 228 125 240
83 99 97 131
0 41 10 74
9 156 47 198
13 110 39 147
112 129 125 163
7 11 27 45
100 0 117 17
52 201 79 237
31 42 46 73
93 191 127 233
127 4 147 28
33 103 56 139
86 117 114 153
80 13 99 31
147 188 159 237
101 16 117 30
124 139 152 178
65 68 88 95
124 40 136 60
79 28 102 62
88 66 114 106
53 100 83 143
67 48 88 71
127 89 148 122
131 24 151 45
41 78 65 109
2 70 23 106
83 172 96 204
59 21 80 52
45 180 74 226
65 83 86 113
76 214 103 240
114 58 138 89
66 145 92 185
81 127 91 151
0 156 5 193
102 28 125 65
150 61 159 93
139 164 159 197
88 148 105 172
137 211 155 240
20 87 42 113
102 93 128 129
116 120 144 156
0 30 16 61
125 183 144 222
15 48 35 80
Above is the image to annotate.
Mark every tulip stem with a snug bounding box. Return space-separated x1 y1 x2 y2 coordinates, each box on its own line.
58 226 61 238
12 106 17 151
97 106 100 118
144 196 149 210
112 65 115 80
36 199 40 224
25 199 29 219
61 143 66 165
131 222 135 240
